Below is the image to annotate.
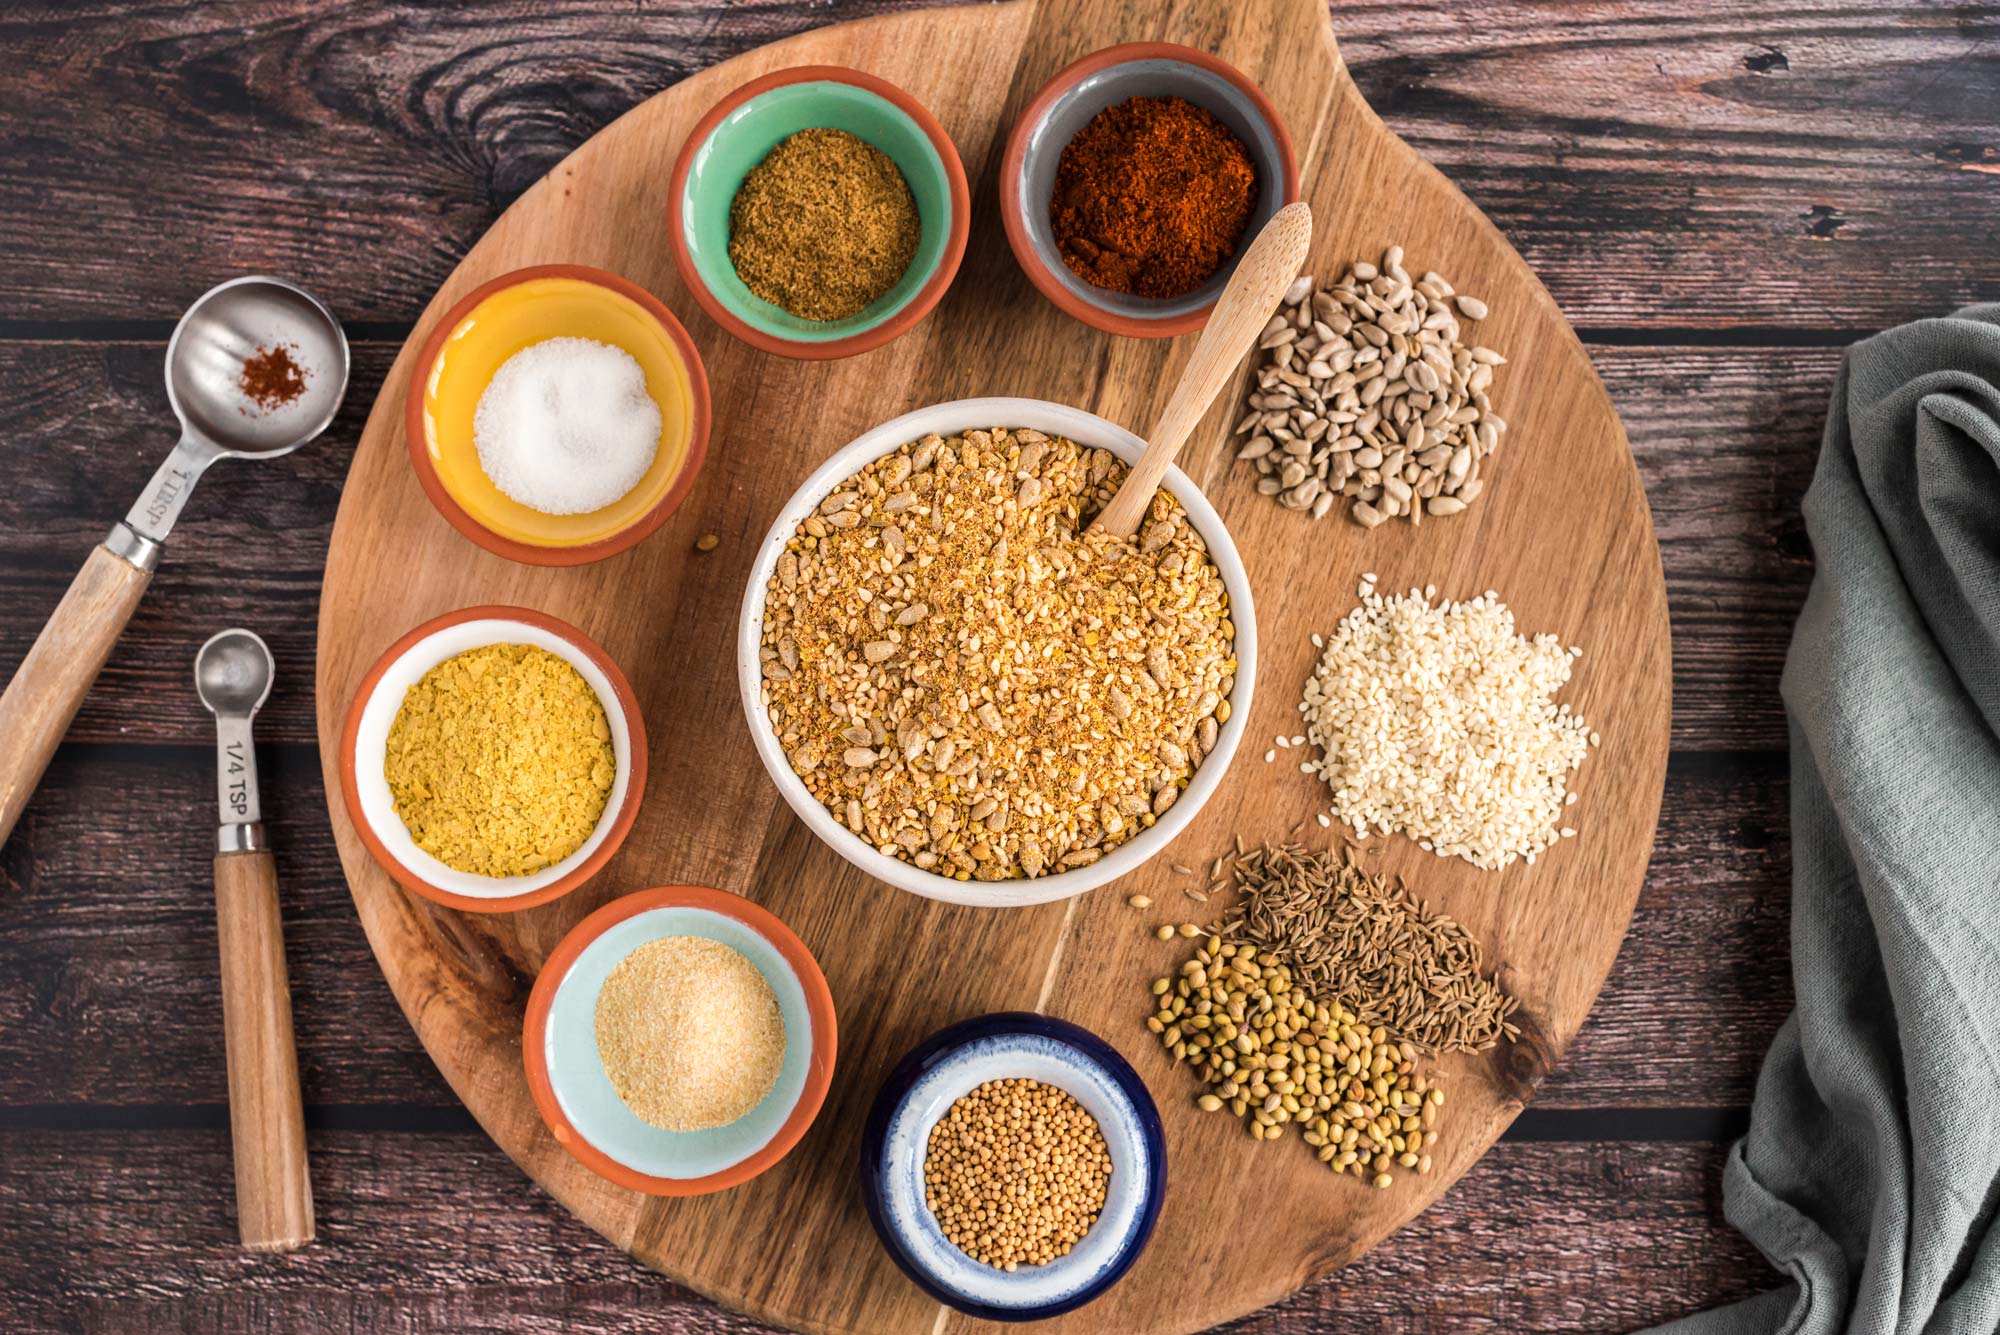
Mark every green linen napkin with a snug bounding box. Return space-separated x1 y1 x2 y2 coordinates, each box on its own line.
1646 305 2000 1334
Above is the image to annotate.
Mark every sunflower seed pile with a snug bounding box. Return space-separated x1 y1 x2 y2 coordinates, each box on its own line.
1231 246 1509 528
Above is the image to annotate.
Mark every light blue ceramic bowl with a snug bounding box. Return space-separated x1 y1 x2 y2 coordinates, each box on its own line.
524 886 837 1195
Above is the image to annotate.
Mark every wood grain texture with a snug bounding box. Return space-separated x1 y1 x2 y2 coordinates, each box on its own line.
0 747 1785 1112
4 0 1990 1331
0 1 1991 331
0 341 1828 753
0 1130 1771 1335
311 2 1669 1331
212 848 314 1252
0 542 151 847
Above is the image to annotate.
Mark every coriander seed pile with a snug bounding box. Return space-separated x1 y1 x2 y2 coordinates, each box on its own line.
1141 841 1515 1189
923 1078 1112 1270
759 427 1237 881
1146 925 1445 1188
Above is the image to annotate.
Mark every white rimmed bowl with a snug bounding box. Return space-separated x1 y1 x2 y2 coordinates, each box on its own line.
737 397 1256 907
339 605 647 913
859 1012 1165 1320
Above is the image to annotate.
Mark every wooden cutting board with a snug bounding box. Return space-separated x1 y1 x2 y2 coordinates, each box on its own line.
313 1 1671 1330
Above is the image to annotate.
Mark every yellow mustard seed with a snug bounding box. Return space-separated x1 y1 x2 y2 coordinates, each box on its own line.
922 1078 1111 1270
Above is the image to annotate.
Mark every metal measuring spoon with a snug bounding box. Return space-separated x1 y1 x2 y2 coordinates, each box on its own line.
0 277 348 849
195 628 313 1252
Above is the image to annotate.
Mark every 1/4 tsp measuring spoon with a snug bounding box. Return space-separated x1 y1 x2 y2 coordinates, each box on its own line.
195 627 313 1252
0 276 348 848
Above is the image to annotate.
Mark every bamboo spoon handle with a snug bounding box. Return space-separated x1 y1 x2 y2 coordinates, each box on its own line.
0 542 152 850
214 848 314 1252
1091 201 1315 541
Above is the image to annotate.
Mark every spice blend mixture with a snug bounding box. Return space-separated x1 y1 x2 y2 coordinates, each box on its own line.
1050 95 1257 299
384 644 616 877
594 936 786 1132
758 427 1237 881
239 342 307 412
924 1078 1112 1270
729 127 920 321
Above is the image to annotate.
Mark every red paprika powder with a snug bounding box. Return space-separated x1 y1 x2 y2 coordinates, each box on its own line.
1049 95 1258 300
239 342 307 412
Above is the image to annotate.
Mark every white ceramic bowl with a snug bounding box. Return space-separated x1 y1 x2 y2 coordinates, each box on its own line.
339 606 647 913
737 397 1256 907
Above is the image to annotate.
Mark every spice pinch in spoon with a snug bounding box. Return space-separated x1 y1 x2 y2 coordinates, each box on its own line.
1090 201 1314 541
0 276 348 850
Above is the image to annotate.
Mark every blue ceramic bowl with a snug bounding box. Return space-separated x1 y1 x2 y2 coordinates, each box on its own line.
859 1013 1166 1321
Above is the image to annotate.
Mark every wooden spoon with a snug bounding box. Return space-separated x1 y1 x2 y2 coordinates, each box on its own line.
1090 200 1315 541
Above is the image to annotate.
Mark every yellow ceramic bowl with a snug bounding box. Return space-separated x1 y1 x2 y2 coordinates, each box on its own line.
406 266 712 565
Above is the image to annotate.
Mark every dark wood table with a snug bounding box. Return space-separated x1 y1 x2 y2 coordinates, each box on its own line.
2 2 1993 1330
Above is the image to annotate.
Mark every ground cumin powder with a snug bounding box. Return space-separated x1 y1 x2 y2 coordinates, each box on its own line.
384 644 615 878
595 936 787 1132
728 127 920 321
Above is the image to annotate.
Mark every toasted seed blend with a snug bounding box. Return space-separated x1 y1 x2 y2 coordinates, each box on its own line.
923 1078 1112 1270
759 428 1237 880
1216 842 1518 1055
1301 576 1592 869
1231 246 1509 526
1145 925 1446 1189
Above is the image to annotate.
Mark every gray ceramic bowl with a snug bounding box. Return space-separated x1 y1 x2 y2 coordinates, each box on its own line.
1000 42 1300 338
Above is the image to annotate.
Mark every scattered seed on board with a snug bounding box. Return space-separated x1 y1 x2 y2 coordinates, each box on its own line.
1230 246 1508 527
694 533 720 552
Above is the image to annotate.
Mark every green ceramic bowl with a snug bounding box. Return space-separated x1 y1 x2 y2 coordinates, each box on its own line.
668 65 969 360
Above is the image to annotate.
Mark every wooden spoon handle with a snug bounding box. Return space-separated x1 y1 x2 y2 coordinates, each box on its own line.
214 848 314 1252
0 542 152 849
1092 201 1315 540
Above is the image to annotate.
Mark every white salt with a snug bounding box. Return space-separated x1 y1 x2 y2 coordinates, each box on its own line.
474 337 661 515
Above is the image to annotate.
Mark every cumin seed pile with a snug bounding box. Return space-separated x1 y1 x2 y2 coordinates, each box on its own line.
1215 842 1517 1056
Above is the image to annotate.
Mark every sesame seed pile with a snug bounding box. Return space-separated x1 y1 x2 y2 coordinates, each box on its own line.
759 428 1237 881
1300 576 1593 869
923 1078 1112 1270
